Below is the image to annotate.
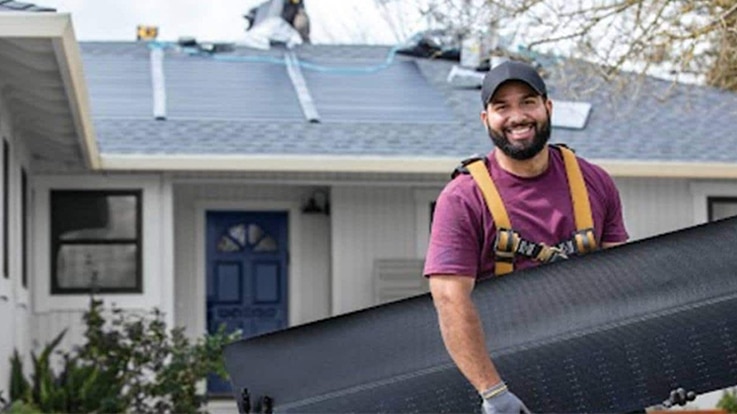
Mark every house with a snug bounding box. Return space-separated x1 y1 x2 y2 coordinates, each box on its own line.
2 4 737 408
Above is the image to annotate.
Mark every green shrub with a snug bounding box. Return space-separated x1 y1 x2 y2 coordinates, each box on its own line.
4 298 240 414
719 388 737 414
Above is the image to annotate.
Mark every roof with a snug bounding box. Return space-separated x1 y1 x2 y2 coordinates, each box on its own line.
0 11 99 171
78 41 737 176
0 0 54 12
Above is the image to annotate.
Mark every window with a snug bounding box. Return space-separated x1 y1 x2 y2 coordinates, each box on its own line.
708 197 737 222
50 190 142 294
3 139 8 279
21 168 28 289
217 223 278 253
414 189 441 257
429 201 437 232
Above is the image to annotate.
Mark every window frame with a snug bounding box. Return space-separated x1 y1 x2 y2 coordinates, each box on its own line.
3 139 9 279
707 196 737 222
21 167 28 289
50 189 143 294
413 189 441 258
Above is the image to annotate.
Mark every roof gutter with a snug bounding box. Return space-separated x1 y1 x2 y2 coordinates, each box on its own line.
100 154 460 174
596 160 737 179
0 12 101 170
99 154 737 179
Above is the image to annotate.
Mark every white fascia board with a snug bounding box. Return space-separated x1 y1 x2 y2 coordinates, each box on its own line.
595 160 737 179
0 12 101 170
101 154 737 179
0 12 69 38
51 17 102 169
101 154 461 174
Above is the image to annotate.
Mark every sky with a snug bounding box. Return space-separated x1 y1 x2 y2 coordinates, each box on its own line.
41 0 426 45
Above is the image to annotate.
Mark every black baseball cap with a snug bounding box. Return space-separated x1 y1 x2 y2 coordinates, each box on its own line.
481 60 547 106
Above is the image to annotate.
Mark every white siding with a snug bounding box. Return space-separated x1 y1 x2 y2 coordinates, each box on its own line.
173 183 331 338
29 174 173 353
614 177 696 241
331 186 419 314
0 94 33 393
31 310 87 354
0 299 13 394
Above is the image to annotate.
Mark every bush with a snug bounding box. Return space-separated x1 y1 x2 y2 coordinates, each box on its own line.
719 388 737 414
4 298 240 413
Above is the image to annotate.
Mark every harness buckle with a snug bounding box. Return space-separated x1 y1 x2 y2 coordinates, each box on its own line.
573 228 597 253
534 243 568 263
494 228 520 263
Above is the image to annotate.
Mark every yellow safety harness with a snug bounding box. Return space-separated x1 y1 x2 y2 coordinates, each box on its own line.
454 145 597 276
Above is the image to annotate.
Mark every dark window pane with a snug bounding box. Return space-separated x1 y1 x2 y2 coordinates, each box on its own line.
254 236 277 252
55 244 137 289
709 198 737 221
429 201 437 232
228 224 247 246
217 235 241 253
248 224 264 246
50 190 142 294
54 194 137 240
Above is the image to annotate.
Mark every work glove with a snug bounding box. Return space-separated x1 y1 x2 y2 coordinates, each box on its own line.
480 382 531 414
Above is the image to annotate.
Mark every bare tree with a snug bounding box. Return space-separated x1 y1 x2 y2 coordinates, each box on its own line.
410 0 737 90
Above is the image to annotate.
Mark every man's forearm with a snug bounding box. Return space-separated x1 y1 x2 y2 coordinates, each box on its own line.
436 296 502 392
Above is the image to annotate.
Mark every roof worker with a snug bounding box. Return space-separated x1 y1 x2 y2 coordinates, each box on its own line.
424 60 629 414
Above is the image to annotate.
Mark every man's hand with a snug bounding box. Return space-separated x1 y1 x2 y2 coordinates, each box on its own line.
480 383 531 414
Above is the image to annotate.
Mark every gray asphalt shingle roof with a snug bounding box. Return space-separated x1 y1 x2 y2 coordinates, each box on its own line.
80 41 737 163
0 0 54 11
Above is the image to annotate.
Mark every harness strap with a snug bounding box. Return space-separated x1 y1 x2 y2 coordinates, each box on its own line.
559 146 597 253
461 145 596 276
466 161 514 276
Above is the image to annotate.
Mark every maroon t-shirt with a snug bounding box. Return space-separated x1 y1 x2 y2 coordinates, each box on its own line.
424 146 628 280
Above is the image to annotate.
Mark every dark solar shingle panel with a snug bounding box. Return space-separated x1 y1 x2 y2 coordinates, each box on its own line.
224 216 737 413
303 60 454 124
82 52 153 119
164 54 304 121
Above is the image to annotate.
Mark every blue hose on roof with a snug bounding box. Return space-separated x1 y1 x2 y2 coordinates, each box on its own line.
147 41 401 75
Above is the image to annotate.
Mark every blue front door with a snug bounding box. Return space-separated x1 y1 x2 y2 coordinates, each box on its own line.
206 211 289 395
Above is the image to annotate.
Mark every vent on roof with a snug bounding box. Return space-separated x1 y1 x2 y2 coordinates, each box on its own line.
551 101 592 130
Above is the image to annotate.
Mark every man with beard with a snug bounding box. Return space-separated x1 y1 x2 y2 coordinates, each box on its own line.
424 60 628 414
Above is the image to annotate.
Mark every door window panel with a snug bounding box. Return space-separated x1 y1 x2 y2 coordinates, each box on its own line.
217 223 279 253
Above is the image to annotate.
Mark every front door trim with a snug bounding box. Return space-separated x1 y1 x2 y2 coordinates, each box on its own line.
194 201 301 337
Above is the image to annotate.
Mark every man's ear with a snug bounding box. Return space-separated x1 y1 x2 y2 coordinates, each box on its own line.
545 98 553 114
480 109 488 125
